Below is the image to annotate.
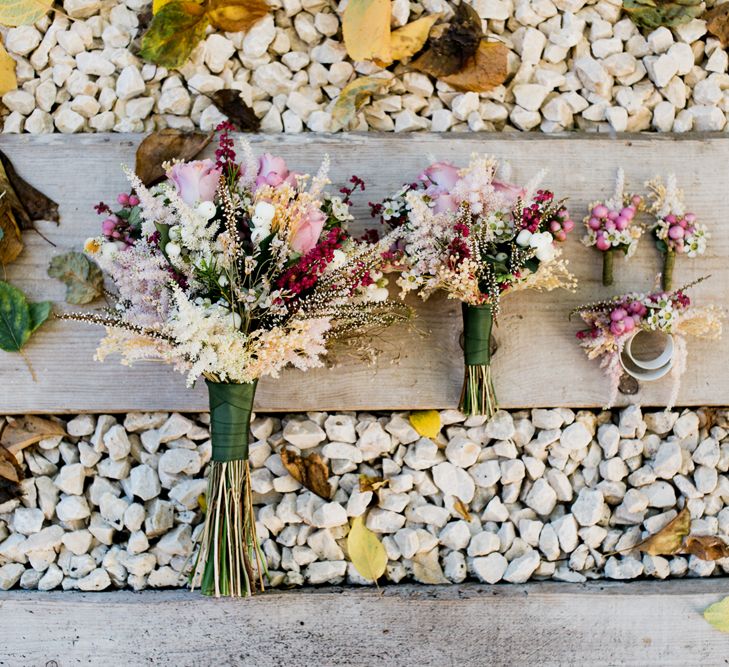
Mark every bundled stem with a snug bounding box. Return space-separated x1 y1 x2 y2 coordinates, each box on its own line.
663 250 675 291
602 249 614 287
459 303 497 418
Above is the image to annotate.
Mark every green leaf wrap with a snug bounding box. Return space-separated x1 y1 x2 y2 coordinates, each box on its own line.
462 303 493 366
206 380 257 463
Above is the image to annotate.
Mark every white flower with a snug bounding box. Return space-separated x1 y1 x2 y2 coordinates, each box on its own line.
165 242 181 259
251 201 276 244
330 197 353 221
330 248 347 269
516 229 532 247
196 201 217 220
529 231 556 262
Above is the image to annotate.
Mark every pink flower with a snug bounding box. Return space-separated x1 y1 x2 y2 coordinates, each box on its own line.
291 207 327 254
256 153 300 189
493 180 526 207
419 161 460 213
167 159 222 206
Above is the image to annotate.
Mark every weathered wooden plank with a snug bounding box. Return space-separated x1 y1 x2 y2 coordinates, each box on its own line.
1 133 728 413
1 581 728 666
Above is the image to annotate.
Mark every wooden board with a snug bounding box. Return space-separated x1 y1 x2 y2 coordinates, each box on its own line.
1 581 728 665
1 132 728 413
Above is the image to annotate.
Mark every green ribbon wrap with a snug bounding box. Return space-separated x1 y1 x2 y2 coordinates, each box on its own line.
206 380 258 463
462 303 493 366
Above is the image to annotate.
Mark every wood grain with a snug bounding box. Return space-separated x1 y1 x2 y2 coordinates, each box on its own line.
1 132 727 413
1 581 728 666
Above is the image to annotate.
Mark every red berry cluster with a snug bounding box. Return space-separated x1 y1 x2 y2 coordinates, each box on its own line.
277 228 347 297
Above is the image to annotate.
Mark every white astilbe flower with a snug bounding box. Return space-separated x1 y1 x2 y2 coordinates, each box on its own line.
647 173 685 218
309 154 330 200
605 167 625 211
123 166 175 236
238 139 258 190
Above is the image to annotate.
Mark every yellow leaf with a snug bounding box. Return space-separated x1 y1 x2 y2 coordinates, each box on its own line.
331 75 391 130
206 0 269 33
347 515 387 582
0 40 17 96
198 494 207 513
140 1 210 69
153 0 174 13
634 507 691 556
705 596 729 634
378 13 440 66
409 410 441 440
453 498 472 522
0 0 53 27
342 0 391 63
359 474 388 494
412 548 449 584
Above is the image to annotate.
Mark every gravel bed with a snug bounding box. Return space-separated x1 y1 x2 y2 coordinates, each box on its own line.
1 0 728 134
1 405 728 591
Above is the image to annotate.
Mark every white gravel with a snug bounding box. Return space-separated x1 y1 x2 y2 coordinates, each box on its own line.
2 0 729 134
1 405 729 591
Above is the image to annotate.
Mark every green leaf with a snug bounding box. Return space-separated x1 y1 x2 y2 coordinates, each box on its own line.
48 251 104 305
704 596 729 633
0 280 30 352
622 0 703 31
139 1 211 69
28 300 51 333
347 515 387 582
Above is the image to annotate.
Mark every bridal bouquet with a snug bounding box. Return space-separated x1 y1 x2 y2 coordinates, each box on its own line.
582 169 643 286
646 174 709 290
372 157 576 417
572 279 722 409
68 125 410 597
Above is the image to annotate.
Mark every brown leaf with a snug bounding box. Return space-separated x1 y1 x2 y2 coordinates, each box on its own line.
0 149 60 229
438 40 509 93
706 4 729 46
206 90 260 132
0 444 23 504
0 201 23 265
135 129 213 186
359 474 389 493
410 2 482 77
0 415 66 456
206 0 269 33
634 507 691 556
453 498 472 522
683 535 729 561
281 448 332 500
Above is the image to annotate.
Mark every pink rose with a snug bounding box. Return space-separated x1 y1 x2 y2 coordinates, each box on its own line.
256 153 300 189
167 159 222 207
291 208 326 254
493 180 526 207
419 161 461 214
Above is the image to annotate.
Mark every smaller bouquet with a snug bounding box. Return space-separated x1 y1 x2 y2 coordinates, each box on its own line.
582 168 643 286
573 279 722 409
373 157 577 417
646 174 708 290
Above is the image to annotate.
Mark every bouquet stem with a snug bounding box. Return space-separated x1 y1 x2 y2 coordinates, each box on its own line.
193 380 266 598
602 249 614 286
662 250 675 291
459 303 496 418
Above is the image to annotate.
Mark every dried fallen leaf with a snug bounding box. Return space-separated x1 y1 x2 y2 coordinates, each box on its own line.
439 40 509 93
359 474 389 493
0 150 59 229
206 0 269 32
0 199 23 265
0 0 54 27
409 410 441 440
342 0 391 63
0 415 65 455
634 507 690 555
135 129 213 185
0 40 17 96
704 596 729 634
622 0 703 32
705 4 729 46
410 2 482 77
281 448 332 499
140 1 211 69
382 14 441 66
48 251 104 305
0 444 23 503
331 75 392 130
682 535 729 561
206 90 260 132
347 515 387 582
453 498 472 522
412 547 449 584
